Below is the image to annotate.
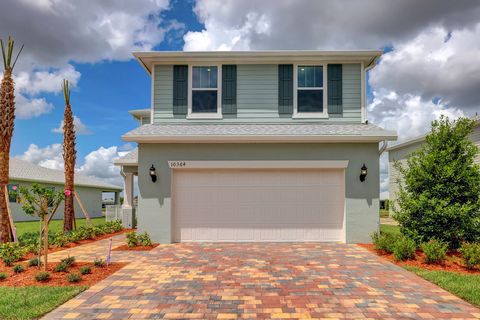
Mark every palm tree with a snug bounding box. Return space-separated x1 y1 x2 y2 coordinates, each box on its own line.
0 37 23 243
62 80 76 231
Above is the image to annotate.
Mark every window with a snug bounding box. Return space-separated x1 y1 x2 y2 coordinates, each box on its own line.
191 66 219 114
7 184 19 203
294 65 327 118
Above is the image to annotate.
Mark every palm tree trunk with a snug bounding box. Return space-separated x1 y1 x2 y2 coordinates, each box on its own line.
62 81 76 232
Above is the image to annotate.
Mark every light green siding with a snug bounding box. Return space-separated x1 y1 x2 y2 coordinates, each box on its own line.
141 116 150 125
153 65 174 122
9 181 106 222
136 143 379 244
152 63 363 123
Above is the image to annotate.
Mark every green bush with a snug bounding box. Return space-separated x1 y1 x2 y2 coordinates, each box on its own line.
393 117 480 248
137 232 152 246
60 256 75 267
54 262 69 273
126 232 138 247
0 242 25 266
393 236 416 261
28 257 42 267
93 258 105 267
34 271 50 282
421 239 448 264
13 264 25 273
459 243 480 270
66 273 82 283
0 272 7 281
51 232 69 247
79 266 91 275
371 231 399 253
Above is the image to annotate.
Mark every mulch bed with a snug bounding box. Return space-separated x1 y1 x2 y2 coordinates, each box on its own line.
21 229 132 261
0 261 126 287
359 243 480 275
112 244 159 251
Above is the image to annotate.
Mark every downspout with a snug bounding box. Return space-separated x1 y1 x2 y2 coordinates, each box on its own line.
379 139 388 155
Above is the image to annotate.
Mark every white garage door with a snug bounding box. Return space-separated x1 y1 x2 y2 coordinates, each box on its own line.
172 168 345 242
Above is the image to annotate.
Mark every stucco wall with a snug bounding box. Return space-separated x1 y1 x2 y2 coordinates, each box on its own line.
8 180 106 222
136 143 380 244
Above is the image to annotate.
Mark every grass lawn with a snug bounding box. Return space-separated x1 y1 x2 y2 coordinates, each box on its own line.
404 266 480 307
380 224 401 235
0 286 86 320
14 217 106 237
379 209 390 218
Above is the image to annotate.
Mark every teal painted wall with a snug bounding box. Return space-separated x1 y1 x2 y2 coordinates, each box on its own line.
136 143 379 244
9 180 108 222
152 63 362 123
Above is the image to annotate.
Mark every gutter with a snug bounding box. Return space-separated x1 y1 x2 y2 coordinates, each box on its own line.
379 140 388 155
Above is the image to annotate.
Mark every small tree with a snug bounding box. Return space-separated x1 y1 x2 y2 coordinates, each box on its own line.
18 184 63 270
394 116 480 248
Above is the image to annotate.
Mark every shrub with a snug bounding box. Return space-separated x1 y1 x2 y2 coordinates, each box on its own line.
67 273 82 283
0 242 25 266
459 243 480 270
371 231 399 253
126 232 138 247
13 264 25 273
393 117 480 248
35 271 50 282
93 258 105 267
393 236 416 261
79 266 91 275
137 232 152 246
421 239 448 264
28 257 42 267
67 231 83 243
18 232 40 249
54 262 69 272
52 232 69 247
60 256 75 267
0 272 7 281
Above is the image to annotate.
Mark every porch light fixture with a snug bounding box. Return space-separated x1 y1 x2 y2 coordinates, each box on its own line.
149 165 157 183
359 164 368 182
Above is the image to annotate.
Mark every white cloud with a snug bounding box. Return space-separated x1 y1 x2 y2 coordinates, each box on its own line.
16 144 125 187
15 94 54 119
15 64 81 96
52 116 92 135
16 143 64 170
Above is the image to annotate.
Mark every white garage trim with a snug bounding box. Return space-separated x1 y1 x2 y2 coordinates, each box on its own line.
168 160 349 169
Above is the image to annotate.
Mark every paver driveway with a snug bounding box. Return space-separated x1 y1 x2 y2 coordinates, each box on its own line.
44 242 480 319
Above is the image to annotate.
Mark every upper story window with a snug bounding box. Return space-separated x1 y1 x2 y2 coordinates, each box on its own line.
294 64 327 118
188 65 221 118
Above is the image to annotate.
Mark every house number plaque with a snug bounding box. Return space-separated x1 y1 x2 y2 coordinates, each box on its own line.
168 161 187 168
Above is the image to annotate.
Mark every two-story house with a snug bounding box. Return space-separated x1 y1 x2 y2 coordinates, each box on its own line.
115 51 397 244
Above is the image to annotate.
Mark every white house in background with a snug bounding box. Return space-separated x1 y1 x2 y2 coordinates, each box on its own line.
388 115 480 215
8 158 122 221
115 50 397 244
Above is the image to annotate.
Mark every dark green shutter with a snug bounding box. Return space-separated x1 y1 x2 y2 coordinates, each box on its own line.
173 65 188 115
222 65 237 114
327 64 343 114
278 64 293 114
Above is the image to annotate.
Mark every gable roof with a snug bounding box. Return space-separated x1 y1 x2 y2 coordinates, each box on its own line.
9 158 122 191
133 50 383 74
114 148 138 166
122 123 397 143
387 115 480 152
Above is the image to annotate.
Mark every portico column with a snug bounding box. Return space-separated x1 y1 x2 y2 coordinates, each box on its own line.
122 172 134 209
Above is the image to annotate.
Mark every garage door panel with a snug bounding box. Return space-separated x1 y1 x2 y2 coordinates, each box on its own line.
173 168 345 242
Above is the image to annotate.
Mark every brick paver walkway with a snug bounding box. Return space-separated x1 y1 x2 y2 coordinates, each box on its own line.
42 242 480 319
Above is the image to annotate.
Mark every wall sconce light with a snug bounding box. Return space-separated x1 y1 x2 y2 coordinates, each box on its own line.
149 165 157 183
359 163 368 182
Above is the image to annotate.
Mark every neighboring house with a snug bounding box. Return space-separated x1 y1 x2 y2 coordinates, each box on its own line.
8 158 122 222
388 115 480 215
115 50 397 244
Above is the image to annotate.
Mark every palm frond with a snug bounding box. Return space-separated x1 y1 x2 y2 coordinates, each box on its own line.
0 36 24 71
62 79 70 105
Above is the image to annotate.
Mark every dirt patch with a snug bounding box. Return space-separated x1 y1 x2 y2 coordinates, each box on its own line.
359 243 480 275
21 229 132 261
112 244 159 251
0 261 126 287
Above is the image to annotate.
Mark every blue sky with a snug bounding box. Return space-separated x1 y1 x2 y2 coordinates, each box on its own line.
2 0 479 195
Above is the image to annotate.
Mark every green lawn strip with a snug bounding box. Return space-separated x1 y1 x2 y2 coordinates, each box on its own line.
0 286 87 320
380 224 401 236
14 217 105 236
379 209 390 218
404 266 480 307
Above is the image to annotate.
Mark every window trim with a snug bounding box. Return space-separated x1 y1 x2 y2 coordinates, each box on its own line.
187 64 222 119
293 63 328 119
